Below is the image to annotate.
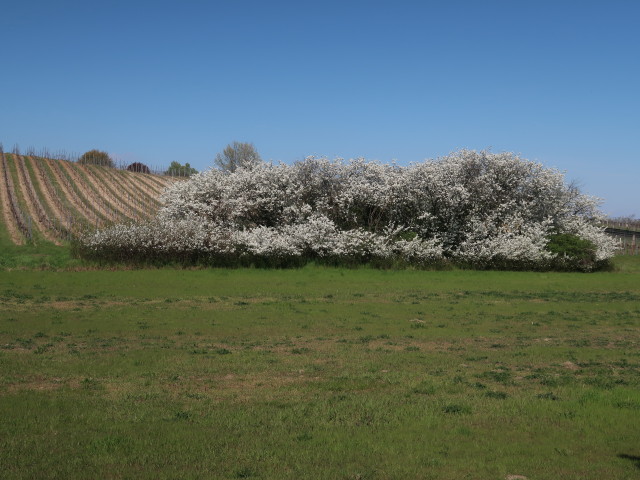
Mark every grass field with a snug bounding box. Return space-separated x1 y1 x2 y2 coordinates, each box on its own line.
1 252 639 479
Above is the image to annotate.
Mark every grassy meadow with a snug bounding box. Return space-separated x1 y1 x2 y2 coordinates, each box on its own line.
0 248 639 479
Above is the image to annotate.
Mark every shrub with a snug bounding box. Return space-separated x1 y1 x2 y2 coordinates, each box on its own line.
545 233 603 271
78 150 113 168
127 162 151 174
79 150 616 270
165 161 197 177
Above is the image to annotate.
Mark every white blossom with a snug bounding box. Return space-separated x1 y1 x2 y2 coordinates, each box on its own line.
81 150 615 269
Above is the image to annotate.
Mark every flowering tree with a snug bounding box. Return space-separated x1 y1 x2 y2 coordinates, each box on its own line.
80 150 616 270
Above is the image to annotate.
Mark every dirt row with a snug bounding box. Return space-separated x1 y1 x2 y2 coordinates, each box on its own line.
144 172 180 191
3 154 41 243
0 152 25 244
119 168 168 197
119 170 167 206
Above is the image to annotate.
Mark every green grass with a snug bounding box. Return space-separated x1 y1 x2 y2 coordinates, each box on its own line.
1 259 639 479
0 242 81 270
0 214 80 269
611 254 640 273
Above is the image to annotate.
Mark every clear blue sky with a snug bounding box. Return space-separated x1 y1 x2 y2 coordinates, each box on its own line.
1 0 638 216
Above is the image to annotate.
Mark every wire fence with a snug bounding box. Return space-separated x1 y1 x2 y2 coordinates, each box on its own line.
617 239 639 256
603 219 640 233
603 218 640 255
606 229 639 256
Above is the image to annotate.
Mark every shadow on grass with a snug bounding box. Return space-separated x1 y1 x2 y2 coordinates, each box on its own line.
617 454 640 469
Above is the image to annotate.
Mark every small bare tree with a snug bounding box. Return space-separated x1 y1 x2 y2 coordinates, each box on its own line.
214 141 262 172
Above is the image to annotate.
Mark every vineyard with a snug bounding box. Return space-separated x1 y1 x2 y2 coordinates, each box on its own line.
0 147 181 245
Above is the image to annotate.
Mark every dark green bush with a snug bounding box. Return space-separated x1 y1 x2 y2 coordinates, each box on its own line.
78 150 114 168
127 162 150 173
545 233 603 272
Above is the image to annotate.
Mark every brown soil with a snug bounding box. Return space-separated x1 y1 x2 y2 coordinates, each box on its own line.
145 173 180 190
562 361 580 371
4 376 67 393
127 170 166 191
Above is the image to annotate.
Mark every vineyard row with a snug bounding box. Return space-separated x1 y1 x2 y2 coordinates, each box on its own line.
0 147 180 245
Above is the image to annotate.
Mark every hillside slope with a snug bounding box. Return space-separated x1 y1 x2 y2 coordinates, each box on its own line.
0 151 180 245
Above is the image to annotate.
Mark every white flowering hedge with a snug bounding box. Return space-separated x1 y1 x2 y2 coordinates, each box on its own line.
79 150 616 270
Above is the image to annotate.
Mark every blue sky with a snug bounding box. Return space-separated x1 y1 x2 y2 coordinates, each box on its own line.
1 0 638 216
